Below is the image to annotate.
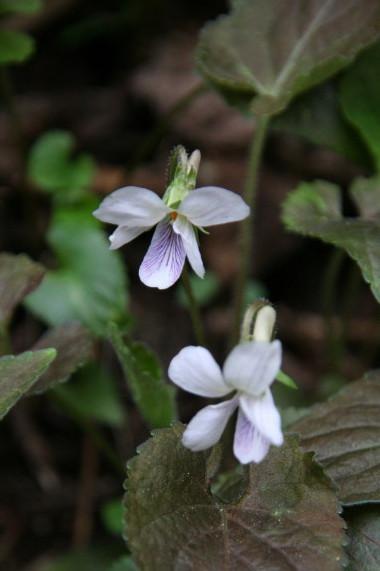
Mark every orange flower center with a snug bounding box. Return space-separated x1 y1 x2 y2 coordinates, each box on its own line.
170 211 178 221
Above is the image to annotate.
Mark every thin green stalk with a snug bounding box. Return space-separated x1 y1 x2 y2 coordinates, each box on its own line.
322 248 345 372
127 82 206 171
230 116 270 345
182 266 206 346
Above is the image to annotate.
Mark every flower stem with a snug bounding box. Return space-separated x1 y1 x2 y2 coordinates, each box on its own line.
230 116 270 345
182 266 206 346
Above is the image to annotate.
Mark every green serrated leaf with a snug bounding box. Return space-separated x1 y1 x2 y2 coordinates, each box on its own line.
28 130 95 201
0 349 56 420
0 253 44 327
346 506 380 571
282 176 380 304
340 42 380 171
125 427 346 570
25 201 129 336
0 0 42 14
291 370 380 505
28 322 93 395
197 0 380 116
0 30 34 64
274 81 371 165
109 324 176 428
54 363 124 427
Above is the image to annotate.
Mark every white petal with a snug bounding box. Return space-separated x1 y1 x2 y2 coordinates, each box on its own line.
178 186 250 227
182 397 238 452
109 225 151 250
173 216 205 278
93 186 169 226
168 346 230 397
223 340 282 397
233 408 270 464
239 391 283 446
252 305 276 342
139 221 186 289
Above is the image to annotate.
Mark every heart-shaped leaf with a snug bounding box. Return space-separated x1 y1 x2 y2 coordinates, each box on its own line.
0 30 35 64
0 349 56 420
340 43 380 170
197 0 380 116
0 253 44 326
25 202 129 336
346 506 380 570
282 176 380 303
109 324 176 428
28 322 94 395
125 426 345 570
291 371 380 505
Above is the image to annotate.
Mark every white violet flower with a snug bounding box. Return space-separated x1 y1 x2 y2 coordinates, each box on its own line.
168 305 283 464
93 148 249 289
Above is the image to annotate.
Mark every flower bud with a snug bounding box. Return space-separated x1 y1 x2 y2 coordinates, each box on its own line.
163 146 201 207
240 300 276 343
187 149 201 176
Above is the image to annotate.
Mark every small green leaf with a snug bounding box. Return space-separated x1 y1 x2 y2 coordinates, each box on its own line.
0 0 42 14
276 369 297 389
101 497 124 536
346 507 380 571
197 0 380 116
274 82 370 165
25 201 129 336
0 253 44 327
177 272 219 308
109 324 176 428
125 427 346 570
282 176 380 304
29 322 94 395
0 349 56 420
340 43 380 170
54 363 124 427
28 130 95 201
0 30 34 64
291 370 380 505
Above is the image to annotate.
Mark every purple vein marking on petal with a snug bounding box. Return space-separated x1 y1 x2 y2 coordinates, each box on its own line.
139 220 186 287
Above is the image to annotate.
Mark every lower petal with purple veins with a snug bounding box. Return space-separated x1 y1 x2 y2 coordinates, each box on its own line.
139 220 186 289
233 407 270 464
